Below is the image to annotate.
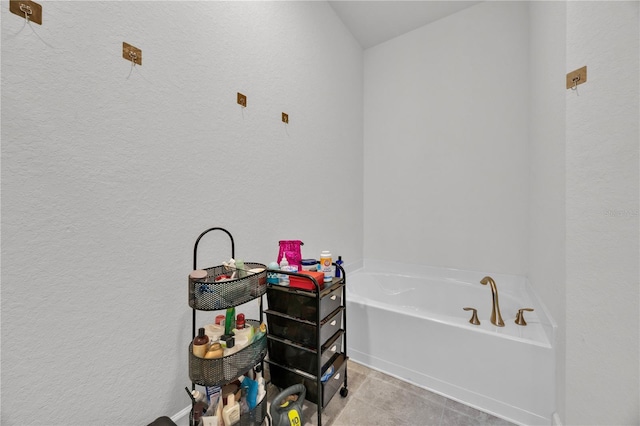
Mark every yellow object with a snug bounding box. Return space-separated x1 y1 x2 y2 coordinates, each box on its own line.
204 343 223 359
287 409 301 426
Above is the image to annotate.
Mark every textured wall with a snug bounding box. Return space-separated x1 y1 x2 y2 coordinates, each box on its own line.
363 1 530 275
565 1 639 424
1 2 363 424
528 1 567 422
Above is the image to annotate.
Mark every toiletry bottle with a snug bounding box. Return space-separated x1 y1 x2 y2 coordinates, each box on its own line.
320 251 332 283
255 370 266 403
205 342 224 359
335 255 343 278
257 376 266 403
222 393 241 425
225 307 236 335
279 254 290 285
235 259 246 278
192 328 210 358
236 313 245 329
192 389 209 405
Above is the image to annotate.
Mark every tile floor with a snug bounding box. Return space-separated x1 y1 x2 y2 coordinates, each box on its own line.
267 360 515 426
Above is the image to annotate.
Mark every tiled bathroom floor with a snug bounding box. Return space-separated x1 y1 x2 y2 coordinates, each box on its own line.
267 360 515 426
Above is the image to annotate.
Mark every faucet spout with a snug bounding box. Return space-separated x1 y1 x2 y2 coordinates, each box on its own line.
480 276 505 327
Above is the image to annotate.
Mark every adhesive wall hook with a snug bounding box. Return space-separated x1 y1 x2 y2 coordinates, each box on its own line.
566 66 587 91
9 0 42 25
122 42 142 66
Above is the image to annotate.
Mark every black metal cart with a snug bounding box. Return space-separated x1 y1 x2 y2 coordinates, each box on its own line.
187 227 269 426
264 267 349 426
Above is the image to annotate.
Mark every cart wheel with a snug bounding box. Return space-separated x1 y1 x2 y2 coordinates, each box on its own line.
340 387 348 398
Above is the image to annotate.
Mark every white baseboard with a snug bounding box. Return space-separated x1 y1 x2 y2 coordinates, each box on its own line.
170 405 191 426
552 412 563 426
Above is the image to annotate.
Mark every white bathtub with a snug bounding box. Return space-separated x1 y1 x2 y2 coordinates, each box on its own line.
346 260 556 425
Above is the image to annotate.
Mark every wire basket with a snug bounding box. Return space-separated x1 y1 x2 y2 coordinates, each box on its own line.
196 392 267 426
239 391 268 426
189 263 267 310
189 320 267 387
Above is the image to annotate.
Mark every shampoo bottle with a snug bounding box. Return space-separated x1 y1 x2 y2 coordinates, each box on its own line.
222 393 241 425
192 328 209 359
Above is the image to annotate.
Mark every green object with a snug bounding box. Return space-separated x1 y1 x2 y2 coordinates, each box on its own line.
225 307 236 335
235 259 246 278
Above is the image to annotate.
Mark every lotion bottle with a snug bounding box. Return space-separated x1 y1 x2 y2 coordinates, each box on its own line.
222 393 241 425
192 328 209 359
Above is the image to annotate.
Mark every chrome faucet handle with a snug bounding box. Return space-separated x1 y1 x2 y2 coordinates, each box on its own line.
515 308 534 326
463 307 481 325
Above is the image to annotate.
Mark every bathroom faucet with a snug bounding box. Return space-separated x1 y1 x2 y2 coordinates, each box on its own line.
480 276 505 327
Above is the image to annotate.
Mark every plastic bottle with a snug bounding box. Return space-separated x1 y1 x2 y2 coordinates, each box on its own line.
279 254 290 286
191 389 208 405
225 307 236 335
236 313 245 329
320 251 332 283
192 328 210 359
256 371 266 403
222 393 241 425
235 259 246 278
335 255 344 278
204 342 224 359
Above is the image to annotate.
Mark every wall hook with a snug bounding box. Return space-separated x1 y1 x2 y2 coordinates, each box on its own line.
9 0 42 25
566 66 587 91
571 75 580 91
20 3 31 21
122 42 142 66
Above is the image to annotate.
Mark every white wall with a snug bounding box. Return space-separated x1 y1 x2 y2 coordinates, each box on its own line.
528 1 567 422
363 1 530 275
364 2 639 425
565 2 640 425
0 2 363 424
